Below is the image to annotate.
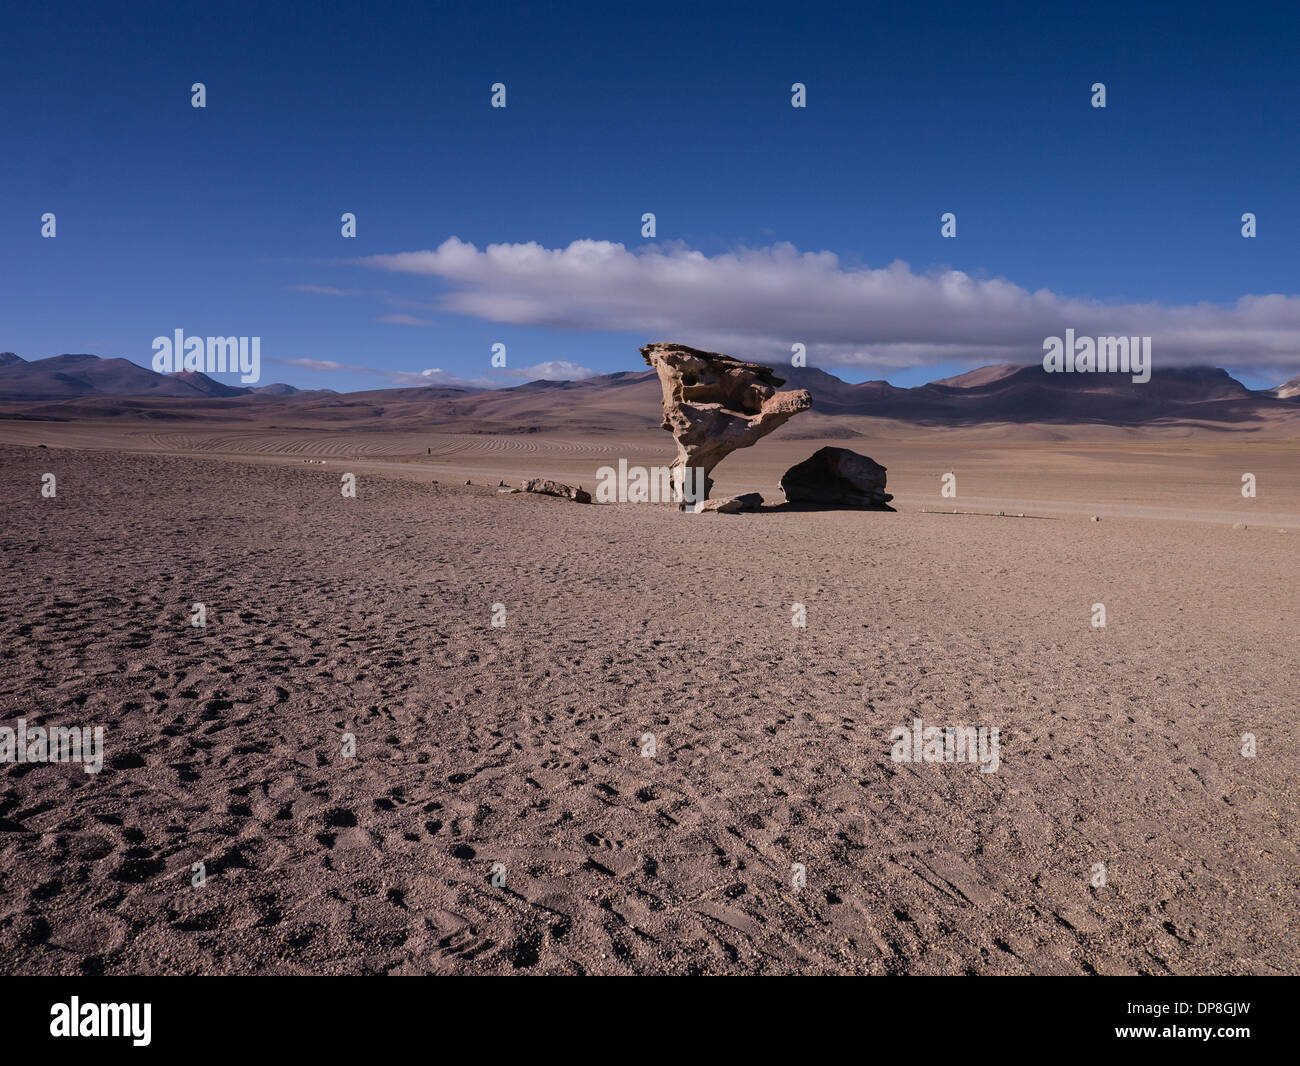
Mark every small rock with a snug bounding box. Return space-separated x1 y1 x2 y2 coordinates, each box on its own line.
465 479 472 485
1090 515 1101 522
518 478 592 504
1232 522 1247 530
692 492 764 514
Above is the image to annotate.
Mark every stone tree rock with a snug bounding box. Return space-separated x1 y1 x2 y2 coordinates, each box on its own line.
640 342 812 504
780 447 894 509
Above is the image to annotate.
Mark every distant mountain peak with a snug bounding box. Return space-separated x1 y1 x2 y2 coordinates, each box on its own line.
1272 374 1300 399
930 363 1024 388
0 351 250 401
168 370 251 397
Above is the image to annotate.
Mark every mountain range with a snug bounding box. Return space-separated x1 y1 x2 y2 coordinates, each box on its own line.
0 352 314 400
1 351 1298 431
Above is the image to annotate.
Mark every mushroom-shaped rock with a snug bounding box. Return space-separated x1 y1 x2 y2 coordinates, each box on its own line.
780 447 894 510
640 342 812 504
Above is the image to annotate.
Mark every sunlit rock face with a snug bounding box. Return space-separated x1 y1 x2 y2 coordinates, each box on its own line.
640 342 812 505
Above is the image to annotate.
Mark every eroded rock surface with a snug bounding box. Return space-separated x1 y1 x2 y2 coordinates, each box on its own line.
516 478 592 504
641 342 812 503
692 492 764 514
780 447 894 509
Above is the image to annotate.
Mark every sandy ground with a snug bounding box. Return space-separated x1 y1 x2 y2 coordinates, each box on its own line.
3 417 1297 526
1 426 1298 974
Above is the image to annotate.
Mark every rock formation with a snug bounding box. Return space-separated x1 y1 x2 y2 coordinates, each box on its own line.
693 492 764 514
515 478 592 504
640 342 812 505
780 447 894 509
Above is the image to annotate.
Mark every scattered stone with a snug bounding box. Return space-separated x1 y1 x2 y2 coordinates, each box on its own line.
779 447 894 509
692 492 764 514
641 342 812 505
517 478 592 504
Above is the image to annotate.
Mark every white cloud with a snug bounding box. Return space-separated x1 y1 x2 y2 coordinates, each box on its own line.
287 284 360 297
272 357 593 391
374 313 433 326
511 360 598 381
357 238 1300 373
276 358 453 387
279 357 369 373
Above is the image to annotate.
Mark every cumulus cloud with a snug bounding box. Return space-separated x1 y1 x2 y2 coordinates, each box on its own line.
356 238 1300 373
509 360 599 381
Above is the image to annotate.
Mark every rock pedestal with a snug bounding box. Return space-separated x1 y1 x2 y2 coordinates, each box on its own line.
640 342 812 505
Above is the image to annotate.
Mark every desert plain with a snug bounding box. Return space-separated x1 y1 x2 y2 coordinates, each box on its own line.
1 404 1298 975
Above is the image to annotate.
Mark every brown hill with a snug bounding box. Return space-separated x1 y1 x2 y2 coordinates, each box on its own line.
1272 375 1300 399
1 352 1297 431
931 364 1022 388
0 353 245 401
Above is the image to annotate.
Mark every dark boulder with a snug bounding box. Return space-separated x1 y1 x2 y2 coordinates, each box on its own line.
780 447 894 510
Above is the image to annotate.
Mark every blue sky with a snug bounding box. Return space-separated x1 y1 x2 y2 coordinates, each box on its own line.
2 0 1298 391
